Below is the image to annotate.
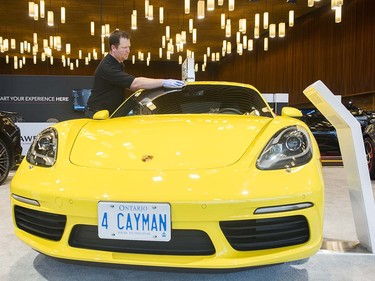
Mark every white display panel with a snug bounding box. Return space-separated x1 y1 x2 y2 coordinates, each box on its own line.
303 80 375 253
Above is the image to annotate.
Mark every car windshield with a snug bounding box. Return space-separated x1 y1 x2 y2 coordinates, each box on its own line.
111 84 274 118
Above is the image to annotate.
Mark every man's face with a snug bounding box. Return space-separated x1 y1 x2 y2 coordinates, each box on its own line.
111 37 131 62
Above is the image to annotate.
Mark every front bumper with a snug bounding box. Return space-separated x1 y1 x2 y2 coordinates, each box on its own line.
11 161 324 269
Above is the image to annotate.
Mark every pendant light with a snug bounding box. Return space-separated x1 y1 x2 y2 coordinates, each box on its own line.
289 10 294 27
131 10 137 29
207 0 215 11
278 22 286 37
91 21 95 35
228 0 234 11
47 11 54 26
335 5 342 23
263 12 269 29
40 0 45 18
159 6 164 24
185 0 190 14
264 37 268 51
197 1 205 19
61 6 65 23
192 28 197 43
269 24 276 38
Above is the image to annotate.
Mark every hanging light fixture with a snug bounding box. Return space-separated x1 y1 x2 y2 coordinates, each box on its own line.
279 22 286 37
228 0 234 11
29 2 35 17
91 21 95 35
14 56 18 70
189 18 194 33
308 0 314 7
47 11 54 26
33 33 37 45
192 28 197 43
34 3 39 20
269 24 276 38
3 39 9 51
184 0 190 14
225 18 231 38
159 6 164 24
148 4 153 20
207 0 215 11
254 26 259 39
162 35 166 48
66 43 71 55
40 0 45 18
248 39 253 51
239 18 246 34
221 13 225 29
61 6 65 23
289 10 294 27
145 0 149 18
159 48 162 58
207 47 211 57
255 13 260 28
131 10 137 29
243 35 248 49
335 5 342 23
197 0 205 19
218 0 224 6
237 43 243 55
181 31 187 44
166 25 170 40
11 39 16 49
236 31 240 44
264 37 268 51
263 12 269 29
226 41 231 54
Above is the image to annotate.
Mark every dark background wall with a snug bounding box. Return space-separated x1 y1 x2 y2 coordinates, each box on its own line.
0 75 93 122
0 0 374 113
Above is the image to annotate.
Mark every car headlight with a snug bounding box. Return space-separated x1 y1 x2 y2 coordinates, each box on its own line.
26 127 58 167
256 125 312 170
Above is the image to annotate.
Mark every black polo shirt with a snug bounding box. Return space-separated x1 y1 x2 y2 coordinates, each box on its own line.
87 54 135 114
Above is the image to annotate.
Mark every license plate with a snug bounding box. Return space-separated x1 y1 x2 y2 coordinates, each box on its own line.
98 202 171 241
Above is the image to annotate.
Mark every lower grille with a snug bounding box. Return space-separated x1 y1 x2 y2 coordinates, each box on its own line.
14 205 66 241
69 225 215 256
220 215 309 251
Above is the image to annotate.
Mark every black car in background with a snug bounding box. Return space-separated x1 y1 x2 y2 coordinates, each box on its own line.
0 111 22 185
299 103 375 179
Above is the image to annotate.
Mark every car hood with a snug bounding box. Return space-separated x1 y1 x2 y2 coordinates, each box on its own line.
70 115 271 170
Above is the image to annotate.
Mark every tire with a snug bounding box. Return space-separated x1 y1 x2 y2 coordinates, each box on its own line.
0 138 11 185
364 136 375 180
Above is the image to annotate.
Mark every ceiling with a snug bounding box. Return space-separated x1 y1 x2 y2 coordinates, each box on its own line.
0 0 331 65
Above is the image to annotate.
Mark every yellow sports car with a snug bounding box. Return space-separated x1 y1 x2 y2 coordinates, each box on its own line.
11 81 324 269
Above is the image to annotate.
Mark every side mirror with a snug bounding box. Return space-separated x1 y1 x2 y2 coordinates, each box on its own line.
93 110 110 120
281 107 303 117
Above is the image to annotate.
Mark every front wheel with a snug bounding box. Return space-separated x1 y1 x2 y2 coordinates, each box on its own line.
364 136 375 180
0 139 11 185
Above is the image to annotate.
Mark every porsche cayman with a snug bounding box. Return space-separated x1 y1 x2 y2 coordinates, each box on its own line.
11 81 324 269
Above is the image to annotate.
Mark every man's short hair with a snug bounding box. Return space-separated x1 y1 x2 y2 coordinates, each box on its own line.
109 30 130 49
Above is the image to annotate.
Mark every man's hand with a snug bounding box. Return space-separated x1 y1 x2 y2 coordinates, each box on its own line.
162 79 185 88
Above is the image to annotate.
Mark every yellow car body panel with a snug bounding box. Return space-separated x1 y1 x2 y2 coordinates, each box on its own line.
10 82 324 269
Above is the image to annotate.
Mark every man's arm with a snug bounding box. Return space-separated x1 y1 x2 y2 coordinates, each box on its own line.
130 77 185 91
129 77 163 91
